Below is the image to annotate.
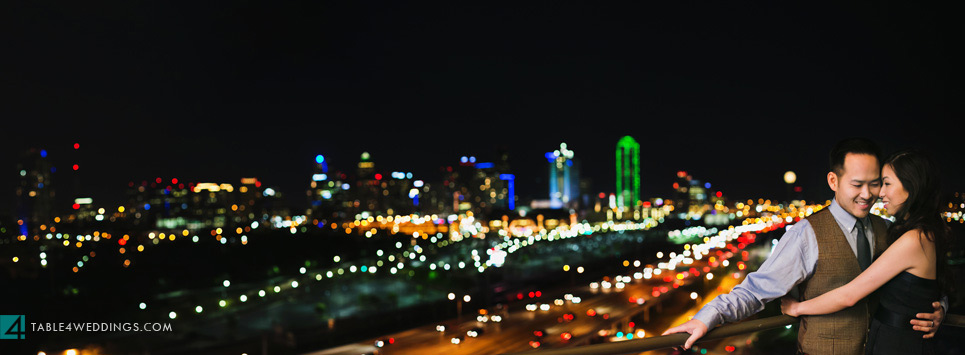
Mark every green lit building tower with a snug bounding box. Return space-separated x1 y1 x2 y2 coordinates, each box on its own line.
615 136 641 209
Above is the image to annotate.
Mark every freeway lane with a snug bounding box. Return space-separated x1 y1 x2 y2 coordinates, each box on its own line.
306 256 743 355
303 217 799 355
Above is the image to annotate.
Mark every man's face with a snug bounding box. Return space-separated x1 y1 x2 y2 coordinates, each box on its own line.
828 153 881 218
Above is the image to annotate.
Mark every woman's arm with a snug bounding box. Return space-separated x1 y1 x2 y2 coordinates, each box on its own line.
783 233 921 317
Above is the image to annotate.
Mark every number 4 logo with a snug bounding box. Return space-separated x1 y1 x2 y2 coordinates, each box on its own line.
0 315 26 339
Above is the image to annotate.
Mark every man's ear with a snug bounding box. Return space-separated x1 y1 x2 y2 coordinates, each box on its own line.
827 172 838 192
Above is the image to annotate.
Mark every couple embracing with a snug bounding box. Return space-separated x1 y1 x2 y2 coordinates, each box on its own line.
663 137 951 355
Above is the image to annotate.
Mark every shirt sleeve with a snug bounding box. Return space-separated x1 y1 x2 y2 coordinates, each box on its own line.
693 219 817 329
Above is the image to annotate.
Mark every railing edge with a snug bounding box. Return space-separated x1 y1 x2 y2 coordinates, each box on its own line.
498 315 797 355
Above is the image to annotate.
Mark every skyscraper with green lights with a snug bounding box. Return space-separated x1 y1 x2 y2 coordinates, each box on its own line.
615 136 640 209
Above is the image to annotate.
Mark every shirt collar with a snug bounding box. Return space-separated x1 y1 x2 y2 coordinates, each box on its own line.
829 198 866 232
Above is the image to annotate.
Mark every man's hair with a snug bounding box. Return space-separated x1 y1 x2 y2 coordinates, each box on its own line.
828 137 882 175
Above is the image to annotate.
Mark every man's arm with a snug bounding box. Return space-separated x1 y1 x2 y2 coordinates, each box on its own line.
782 232 919 316
662 220 816 349
694 220 815 326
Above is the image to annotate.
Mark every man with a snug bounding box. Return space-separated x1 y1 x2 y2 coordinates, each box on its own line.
662 138 944 354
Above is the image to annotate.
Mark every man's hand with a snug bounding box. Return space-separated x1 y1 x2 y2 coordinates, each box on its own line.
911 301 944 338
661 319 708 350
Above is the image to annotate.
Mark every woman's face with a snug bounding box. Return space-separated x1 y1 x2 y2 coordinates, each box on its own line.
879 164 909 216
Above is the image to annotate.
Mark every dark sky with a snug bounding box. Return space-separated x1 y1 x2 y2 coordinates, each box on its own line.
2 1 963 211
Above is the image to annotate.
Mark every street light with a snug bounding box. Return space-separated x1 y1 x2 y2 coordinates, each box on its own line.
564 264 575 286
450 293 471 322
784 171 797 184
784 171 797 203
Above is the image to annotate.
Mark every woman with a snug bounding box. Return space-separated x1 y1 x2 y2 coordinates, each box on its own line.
781 148 952 354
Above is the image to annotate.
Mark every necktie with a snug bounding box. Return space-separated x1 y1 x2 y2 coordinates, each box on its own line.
856 219 871 270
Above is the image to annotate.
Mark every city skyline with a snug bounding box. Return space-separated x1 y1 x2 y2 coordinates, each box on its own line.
4 129 962 215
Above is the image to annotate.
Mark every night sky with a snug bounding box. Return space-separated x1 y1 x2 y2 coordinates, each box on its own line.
2 1 963 211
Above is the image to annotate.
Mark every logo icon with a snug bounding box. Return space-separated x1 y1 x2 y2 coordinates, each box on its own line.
0 315 26 339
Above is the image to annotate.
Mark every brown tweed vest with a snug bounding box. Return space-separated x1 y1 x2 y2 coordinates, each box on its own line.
797 207 888 355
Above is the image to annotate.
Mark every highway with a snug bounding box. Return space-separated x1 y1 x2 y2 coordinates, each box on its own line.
305 242 761 355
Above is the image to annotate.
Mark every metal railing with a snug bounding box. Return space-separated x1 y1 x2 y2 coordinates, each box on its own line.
500 314 965 355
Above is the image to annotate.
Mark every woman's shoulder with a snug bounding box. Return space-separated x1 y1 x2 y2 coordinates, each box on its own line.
898 227 935 240
892 228 938 279
894 228 936 250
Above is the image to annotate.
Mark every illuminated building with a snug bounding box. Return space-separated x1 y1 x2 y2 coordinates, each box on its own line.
381 170 422 216
671 171 720 217
440 155 481 215
500 174 516 211
411 166 452 216
357 151 374 178
339 152 426 217
126 178 194 229
435 164 464 214
672 171 691 211
124 177 280 230
450 155 490 214
434 151 516 218
615 136 641 209
237 177 275 224
354 151 383 213
473 160 514 214
689 181 708 207
300 149 517 219
308 154 349 220
493 147 517 211
15 148 56 233
193 182 237 229
546 143 581 209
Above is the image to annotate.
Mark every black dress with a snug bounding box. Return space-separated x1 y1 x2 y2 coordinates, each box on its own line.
865 270 940 355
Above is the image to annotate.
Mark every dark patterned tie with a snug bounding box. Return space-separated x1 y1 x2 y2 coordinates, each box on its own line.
856 219 871 270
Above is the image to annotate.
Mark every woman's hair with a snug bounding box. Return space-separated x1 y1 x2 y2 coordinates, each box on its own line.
883 148 952 294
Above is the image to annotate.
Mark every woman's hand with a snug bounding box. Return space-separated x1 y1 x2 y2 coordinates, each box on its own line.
781 296 801 317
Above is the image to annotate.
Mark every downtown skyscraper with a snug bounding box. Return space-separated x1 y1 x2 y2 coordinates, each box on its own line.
615 136 640 210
